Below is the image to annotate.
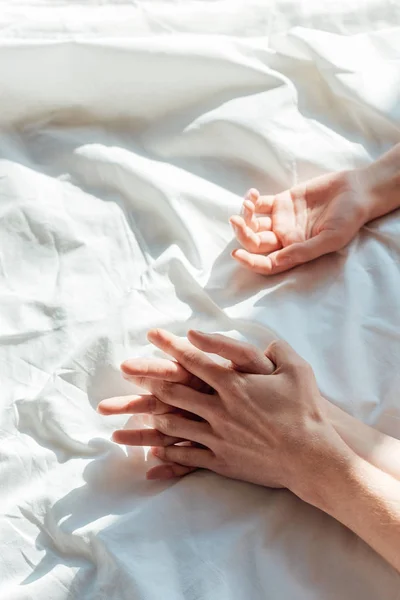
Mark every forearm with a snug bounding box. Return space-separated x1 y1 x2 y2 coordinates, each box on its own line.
358 142 400 222
324 399 400 481
305 452 400 573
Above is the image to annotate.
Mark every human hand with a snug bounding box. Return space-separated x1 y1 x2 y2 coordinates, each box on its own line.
230 170 370 275
99 330 349 499
98 334 274 480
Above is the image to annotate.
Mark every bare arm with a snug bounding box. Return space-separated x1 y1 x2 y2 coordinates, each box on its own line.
361 142 400 222
325 400 400 481
301 448 400 574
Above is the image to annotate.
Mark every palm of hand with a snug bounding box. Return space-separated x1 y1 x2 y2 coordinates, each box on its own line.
230 171 368 275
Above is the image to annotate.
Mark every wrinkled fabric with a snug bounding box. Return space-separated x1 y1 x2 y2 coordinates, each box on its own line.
1 2 400 599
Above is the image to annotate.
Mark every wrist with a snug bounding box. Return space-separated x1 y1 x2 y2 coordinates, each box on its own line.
291 433 357 514
356 145 400 223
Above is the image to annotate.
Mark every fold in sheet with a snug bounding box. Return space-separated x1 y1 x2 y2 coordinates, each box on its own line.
0 25 400 600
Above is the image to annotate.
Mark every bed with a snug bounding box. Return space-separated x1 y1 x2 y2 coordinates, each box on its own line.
1 1 400 598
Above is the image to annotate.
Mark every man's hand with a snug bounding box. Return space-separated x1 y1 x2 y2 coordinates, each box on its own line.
98 334 275 480
98 329 348 497
230 170 370 275
99 330 400 573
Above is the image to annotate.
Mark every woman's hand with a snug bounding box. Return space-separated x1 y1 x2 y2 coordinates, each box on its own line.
98 329 349 500
99 330 400 573
230 170 370 275
98 334 275 480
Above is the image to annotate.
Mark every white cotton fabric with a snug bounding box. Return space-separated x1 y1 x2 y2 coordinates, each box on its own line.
1 2 400 599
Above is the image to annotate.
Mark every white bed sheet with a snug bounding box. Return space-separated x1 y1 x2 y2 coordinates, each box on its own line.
1 3 400 599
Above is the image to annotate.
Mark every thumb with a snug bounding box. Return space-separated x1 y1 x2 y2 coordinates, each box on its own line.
269 230 342 273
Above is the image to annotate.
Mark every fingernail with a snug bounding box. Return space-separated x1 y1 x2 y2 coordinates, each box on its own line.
152 447 161 456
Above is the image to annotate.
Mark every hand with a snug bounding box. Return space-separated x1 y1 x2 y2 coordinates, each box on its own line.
99 330 350 499
230 169 370 275
98 334 275 480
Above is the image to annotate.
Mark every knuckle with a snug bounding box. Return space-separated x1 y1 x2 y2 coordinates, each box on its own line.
243 344 259 362
132 376 147 389
175 448 191 464
158 380 173 399
157 414 176 435
136 429 145 445
267 339 280 354
224 373 242 395
290 357 311 377
146 395 157 413
158 432 172 446
301 360 314 377
210 334 224 354
207 404 225 425
246 253 255 268
246 238 260 253
182 349 198 366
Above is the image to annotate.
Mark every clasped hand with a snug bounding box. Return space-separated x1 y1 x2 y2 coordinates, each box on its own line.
98 329 346 497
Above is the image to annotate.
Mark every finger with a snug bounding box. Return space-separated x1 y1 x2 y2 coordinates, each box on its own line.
271 230 343 269
98 394 170 415
115 380 207 421
250 230 343 276
231 246 302 276
132 380 213 421
255 216 272 231
264 339 305 370
230 216 279 254
121 357 187 380
152 445 215 469
147 329 227 390
124 374 213 398
241 199 258 231
231 249 277 275
187 330 274 375
255 194 275 214
245 188 260 204
112 428 181 447
146 463 197 480
121 358 210 393
152 414 213 446
230 215 260 252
